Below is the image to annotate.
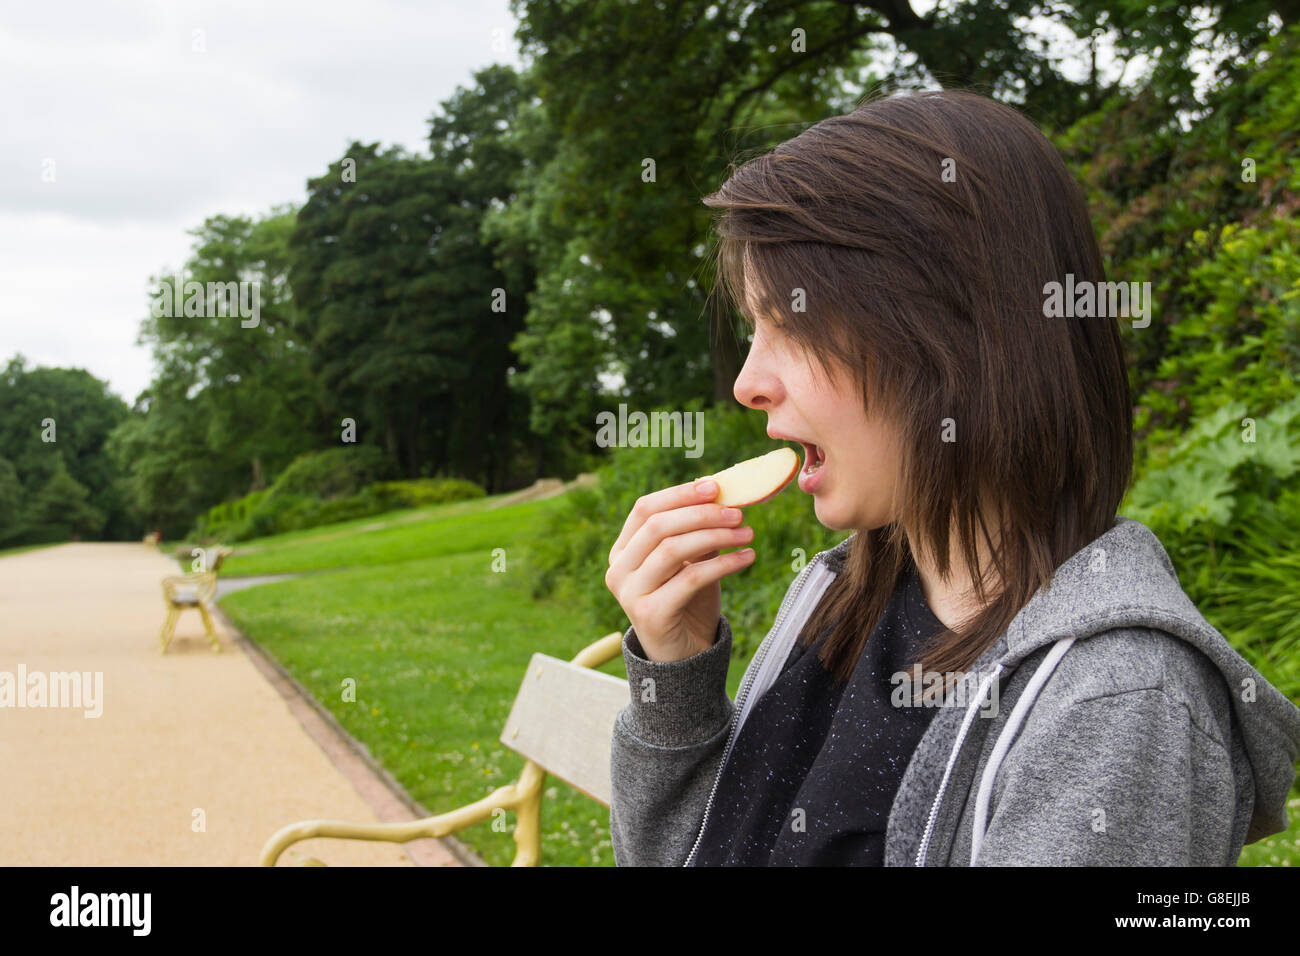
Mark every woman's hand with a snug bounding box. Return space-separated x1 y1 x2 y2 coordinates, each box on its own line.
605 478 756 662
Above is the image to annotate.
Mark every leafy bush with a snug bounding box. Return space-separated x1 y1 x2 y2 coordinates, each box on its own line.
189 471 487 543
1123 396 1300 702
368 478 486 509
268 446 392 500
1053 25 1300 456
194 488 270 540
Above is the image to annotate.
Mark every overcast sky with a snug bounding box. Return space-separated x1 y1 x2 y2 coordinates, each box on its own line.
0 0 523 405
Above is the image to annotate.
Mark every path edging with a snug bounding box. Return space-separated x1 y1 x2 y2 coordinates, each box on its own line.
212 604 488 867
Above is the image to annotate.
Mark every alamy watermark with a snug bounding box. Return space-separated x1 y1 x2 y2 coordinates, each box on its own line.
1042 273 1151 328
1 666 103 718
890 664 999 717
595 404 704 458
150 273 260 328
50 886 150 935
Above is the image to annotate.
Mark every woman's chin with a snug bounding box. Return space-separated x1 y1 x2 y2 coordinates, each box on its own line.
813 491 891 533
813 494 850 531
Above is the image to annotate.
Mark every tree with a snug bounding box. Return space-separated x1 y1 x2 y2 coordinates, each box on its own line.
114 209 321 534
0 355 130 540
30 455 104 541
428 64 547 487
0 457 22 545
291 65 541 489
290 143 474 479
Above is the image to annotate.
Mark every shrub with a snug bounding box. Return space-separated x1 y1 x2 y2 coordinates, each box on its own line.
269 446 393 500
367 478 486 510
193 488 270 541
1123 396 1300 702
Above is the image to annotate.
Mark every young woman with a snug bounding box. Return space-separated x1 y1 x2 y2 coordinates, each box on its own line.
603 89 1300 866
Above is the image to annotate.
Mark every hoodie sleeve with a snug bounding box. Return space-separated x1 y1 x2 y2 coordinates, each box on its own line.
609 614 736 867
974 686 1240 866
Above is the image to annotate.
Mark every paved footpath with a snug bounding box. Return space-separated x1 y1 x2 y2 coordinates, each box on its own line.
0 543 462 866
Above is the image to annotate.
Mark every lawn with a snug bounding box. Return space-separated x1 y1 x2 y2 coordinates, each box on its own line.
214 492 763 867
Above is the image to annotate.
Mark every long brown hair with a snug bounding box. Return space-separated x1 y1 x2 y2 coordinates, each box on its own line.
702 89 1133 683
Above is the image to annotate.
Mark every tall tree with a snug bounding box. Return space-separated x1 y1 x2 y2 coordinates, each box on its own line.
30 454 103 541
291 65 540 490
429 64 549 487
0 355 129 540
111 209 318 533
290 143 473 479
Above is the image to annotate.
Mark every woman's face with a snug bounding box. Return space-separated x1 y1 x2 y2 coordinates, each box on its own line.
732 303 901 532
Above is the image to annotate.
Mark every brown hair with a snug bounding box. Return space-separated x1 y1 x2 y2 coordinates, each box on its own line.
702 89 1133 684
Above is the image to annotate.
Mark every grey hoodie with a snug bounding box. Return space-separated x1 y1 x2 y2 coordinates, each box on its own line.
609 516 1300 865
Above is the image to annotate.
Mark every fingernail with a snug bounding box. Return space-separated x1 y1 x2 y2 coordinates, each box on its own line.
696 480 717 495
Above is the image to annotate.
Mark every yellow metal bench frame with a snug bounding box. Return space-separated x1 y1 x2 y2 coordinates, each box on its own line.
259 630 628 867
159 571 221 653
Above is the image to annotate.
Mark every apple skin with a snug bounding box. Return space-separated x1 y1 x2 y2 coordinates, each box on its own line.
699 447 801 507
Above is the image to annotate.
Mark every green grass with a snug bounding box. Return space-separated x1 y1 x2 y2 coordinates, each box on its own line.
217 494 529 576
1238 794 1300 866
216 493 647 866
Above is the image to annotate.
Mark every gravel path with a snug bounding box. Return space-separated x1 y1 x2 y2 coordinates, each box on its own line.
0 543 455 866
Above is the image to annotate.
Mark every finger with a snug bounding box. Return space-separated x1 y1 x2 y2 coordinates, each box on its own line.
652 547 756 611
621 525 753 601
608 476 721 566
612 502 742 579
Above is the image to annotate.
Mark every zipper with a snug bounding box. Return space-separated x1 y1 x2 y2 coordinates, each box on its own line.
682 549 830 867
913 662 1004 866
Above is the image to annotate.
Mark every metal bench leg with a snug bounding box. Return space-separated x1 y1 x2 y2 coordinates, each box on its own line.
160 608 179 654
198 603 221 653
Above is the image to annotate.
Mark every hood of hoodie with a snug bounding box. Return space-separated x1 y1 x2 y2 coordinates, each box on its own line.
998 515 1299 842
821 515 1300 856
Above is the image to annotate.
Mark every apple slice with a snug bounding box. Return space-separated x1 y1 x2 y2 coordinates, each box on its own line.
699 447 801 507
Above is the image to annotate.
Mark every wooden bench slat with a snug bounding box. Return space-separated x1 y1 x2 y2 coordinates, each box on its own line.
499 653 629 806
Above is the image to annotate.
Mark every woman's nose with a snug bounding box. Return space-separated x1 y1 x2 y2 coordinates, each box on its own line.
733 341 778 410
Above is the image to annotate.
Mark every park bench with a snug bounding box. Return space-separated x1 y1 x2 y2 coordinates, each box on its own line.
258 630 629 866
158 545 234 654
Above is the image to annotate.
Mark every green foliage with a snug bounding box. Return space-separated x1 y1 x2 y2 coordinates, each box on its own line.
1123 397 1300 703
111 209 319 539
0 356 130 542
0 457 23 545
368 478 487 510
267 446 392 500
1051 25 1300 720
1134 217 1300 477
192 458 486 542
289 67 537 494
29 456 105 541
194 489 271 540
1053 25 1300 451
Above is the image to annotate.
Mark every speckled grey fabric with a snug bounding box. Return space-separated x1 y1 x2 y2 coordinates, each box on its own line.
609 517 1300 866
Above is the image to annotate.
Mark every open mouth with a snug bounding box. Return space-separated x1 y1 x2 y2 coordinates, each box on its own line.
801 442 825 475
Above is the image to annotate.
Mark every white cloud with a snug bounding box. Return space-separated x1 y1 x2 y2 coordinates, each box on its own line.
0 0 522 403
